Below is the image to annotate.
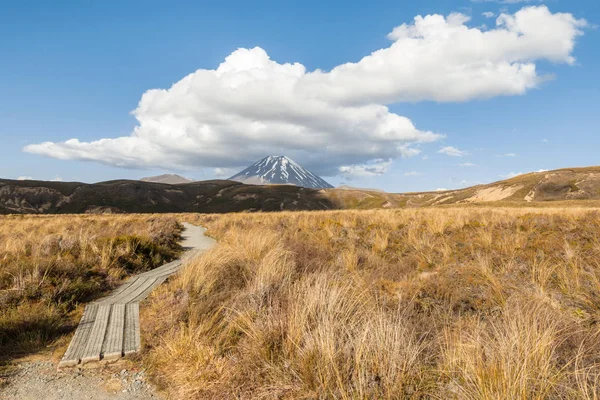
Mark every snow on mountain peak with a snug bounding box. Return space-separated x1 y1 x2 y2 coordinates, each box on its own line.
228 156 333 189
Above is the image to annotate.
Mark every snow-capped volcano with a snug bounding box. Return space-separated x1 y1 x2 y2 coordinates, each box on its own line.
228 156 333 189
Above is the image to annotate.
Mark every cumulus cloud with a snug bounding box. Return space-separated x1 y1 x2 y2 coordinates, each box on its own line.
25 48 437 176
483 12 496 18
24 6 586 176
501 168 547 179
458 162 476 167
16 175 61 181
213 168 233 178
500 171 524 178
438 146 468 157
339 159 392 179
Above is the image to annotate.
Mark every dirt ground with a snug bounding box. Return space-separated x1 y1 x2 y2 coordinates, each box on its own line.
0 354 161 400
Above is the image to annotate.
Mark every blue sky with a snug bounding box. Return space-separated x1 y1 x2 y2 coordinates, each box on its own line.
1 0 598 192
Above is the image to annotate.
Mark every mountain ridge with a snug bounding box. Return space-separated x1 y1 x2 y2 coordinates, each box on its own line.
140 174 193 184
328 166 600 208
0 179 335 214
3 166 600 214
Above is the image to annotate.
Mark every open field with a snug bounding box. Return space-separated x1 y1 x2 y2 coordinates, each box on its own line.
142 208 600 399
2 208 600 399
0 214 181 365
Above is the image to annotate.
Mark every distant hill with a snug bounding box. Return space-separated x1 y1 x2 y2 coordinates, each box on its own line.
229 156 333 189
402 166 600 206
0 179 335 214
328 166 600 209
337 185 385 193
3 166 600 214
140 174 193 184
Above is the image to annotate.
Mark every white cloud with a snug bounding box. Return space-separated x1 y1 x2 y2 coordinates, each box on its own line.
339 159 392 179
25 47 438 176
500 171 524 178
438 146 468 157
472 0 544 4
436 188 450 191
483 12 495 18
24 6 586 176
331 5 586 103
497 152 517 157
458 162 477 167
16 175 62 182
404 171 420 176
213 168 233 178
501 168 548 179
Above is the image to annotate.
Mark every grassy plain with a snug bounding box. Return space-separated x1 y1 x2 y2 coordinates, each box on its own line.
0 214 181 363
2 208 600 399
142 208 600 399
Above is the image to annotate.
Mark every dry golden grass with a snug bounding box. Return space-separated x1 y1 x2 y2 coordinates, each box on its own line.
142 208 600 399
0 214 181 361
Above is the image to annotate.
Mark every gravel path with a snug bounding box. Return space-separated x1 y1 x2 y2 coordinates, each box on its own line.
0 360 160 400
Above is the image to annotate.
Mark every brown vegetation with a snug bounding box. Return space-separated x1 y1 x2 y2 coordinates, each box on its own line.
0 178 335 214
0 214 181 362
143 208 600 399
7 166 600 216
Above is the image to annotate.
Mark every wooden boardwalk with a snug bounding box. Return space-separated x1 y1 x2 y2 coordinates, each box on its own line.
58 223 215 368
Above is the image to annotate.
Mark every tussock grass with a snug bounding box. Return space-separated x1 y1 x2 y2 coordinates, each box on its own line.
143 208 600 399
0 214 181 360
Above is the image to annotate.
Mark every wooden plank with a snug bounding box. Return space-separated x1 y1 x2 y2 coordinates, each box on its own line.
141 259 179 273
123 303 140 355
102 304 125 361
104 277 149 304
143 266 181 279
140 261 182 278
58 304 98 368
102 276 139 302
117 277 159 304
130 276 167 303
81 304 111 364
